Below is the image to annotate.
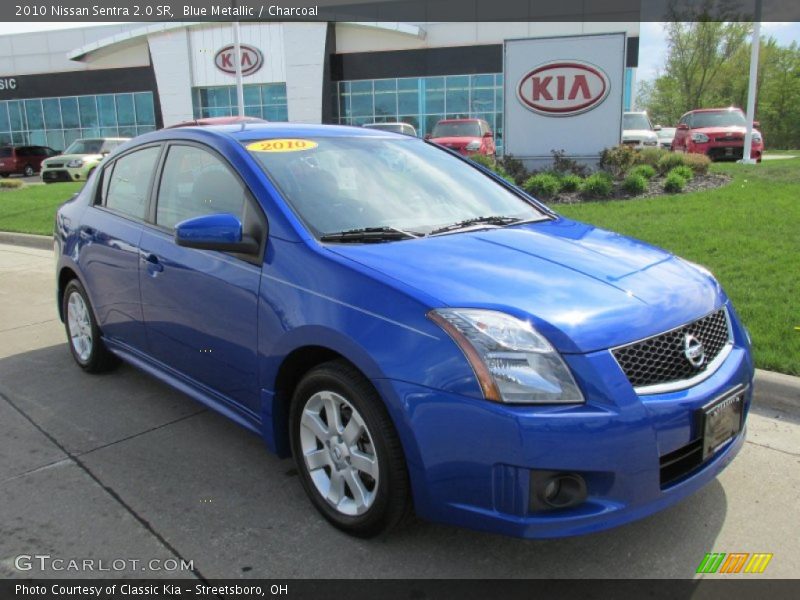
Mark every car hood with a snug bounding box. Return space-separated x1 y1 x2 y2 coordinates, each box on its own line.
327 219 721 353
622 129 658 141
691 126 759 136
43 153 102 165
431 136 481 147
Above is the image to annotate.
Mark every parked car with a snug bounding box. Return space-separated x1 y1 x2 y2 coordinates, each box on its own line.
363 122 417 137
166 116 268 128
41 138 128 183
655 126 677 150
427 118 495 156
672 107 763 162
55 124 753 539
0 145 58 177
622 111 659 148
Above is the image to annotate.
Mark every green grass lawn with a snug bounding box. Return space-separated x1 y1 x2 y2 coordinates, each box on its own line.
559 159 800 376
1 162 797 375
0 182 83 236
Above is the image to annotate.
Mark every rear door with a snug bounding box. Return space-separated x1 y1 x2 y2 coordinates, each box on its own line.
77 144 162 351
138 142 265 414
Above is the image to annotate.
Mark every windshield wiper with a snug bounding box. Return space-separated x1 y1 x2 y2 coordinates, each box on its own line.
319 226 423 243
429 215 523 236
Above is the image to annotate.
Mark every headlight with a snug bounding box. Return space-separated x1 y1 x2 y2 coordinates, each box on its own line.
751 132 762 143
465 141 481 151
690 132 709 143
66 159 85 168
428 309 584 404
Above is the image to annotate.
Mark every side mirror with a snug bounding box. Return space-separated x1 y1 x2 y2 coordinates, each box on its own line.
677 123 689 130
753 120 760 128
483 131 494 138
654 125 662 131
175 213 259 254
424 133 432 140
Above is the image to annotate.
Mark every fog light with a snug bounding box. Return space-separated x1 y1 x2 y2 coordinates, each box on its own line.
530 470 587 512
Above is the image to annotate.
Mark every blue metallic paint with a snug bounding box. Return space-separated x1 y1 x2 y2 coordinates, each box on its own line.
55 123 754 539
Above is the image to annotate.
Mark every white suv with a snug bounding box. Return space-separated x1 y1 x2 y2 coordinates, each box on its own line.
622 112 659 148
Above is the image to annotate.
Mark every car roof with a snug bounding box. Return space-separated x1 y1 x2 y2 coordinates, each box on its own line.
686 107 743 113
437 118 481 123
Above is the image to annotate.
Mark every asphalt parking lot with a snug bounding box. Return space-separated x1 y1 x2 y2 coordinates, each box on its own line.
0 242 798 580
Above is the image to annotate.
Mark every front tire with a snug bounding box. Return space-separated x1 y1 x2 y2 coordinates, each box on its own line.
23 164 35 177
62 279 119 373
289 360 411 537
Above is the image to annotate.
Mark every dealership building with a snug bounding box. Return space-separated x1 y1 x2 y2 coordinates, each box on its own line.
0 20 639 153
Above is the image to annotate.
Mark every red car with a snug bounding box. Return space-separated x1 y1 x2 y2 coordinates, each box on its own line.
427 118 496 157
0 145 59 177
672 108 763 162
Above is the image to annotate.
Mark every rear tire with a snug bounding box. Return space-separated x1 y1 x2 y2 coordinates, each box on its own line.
0 173 9 178
289 360 411 537
62 279 119 373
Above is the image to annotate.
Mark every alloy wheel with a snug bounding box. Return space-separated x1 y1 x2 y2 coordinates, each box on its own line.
299 391 379 516
67 291 93 362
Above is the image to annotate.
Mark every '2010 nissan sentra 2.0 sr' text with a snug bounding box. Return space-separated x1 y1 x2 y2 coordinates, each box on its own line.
54 124 753 538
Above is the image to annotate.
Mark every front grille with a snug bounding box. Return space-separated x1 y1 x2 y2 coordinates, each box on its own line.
660 438 703 487
715 135 742 142
46 162 64 168
612 308 731 390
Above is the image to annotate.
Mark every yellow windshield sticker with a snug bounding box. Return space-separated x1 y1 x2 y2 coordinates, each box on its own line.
246 139 318 152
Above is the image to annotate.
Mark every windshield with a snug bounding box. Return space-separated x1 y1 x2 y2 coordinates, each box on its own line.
64 139 123 155
365 124 408 134
656 127 676 139
432 122 481 138
246 137 546 237
691 110 747 128
622 114 652 131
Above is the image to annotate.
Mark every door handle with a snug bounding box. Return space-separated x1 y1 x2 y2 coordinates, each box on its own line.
143 252 164 273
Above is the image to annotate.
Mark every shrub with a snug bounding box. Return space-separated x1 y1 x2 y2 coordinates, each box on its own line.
682 153 711 175
559 173 583 192
0 179 24 189
599 145 637 178
469 153 496 169
656 152 687 174
622 173 648 195
498 154 529 185
663 171 687 193
551 149 589 176
635 147 669 167
580 172 613 198
629 164 656 180
523 172 561 199
669 165 694 180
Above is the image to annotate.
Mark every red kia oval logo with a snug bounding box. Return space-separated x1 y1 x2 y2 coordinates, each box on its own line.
214 44 264 76
517 61 610 116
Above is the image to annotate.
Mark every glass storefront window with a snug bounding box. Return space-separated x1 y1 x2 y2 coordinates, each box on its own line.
0 92 155 152
192 83 289 122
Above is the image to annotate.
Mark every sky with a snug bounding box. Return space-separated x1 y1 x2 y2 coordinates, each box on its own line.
0 20 798 85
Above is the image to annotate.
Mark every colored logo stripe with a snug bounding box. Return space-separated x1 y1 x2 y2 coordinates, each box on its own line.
744 553 773 573
697 553 726 574
696 553 773 574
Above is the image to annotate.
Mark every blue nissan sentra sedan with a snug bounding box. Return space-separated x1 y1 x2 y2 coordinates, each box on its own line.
54 123 753 538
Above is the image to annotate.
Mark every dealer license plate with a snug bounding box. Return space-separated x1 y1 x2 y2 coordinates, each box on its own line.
724 147 734 156
702 387 744 459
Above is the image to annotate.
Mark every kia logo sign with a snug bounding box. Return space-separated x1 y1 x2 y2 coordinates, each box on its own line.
517 61 610 116
214 44 264 76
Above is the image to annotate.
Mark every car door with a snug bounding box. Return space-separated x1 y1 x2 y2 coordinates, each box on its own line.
674 115 689 151
138 142 265 415
77 144 162 352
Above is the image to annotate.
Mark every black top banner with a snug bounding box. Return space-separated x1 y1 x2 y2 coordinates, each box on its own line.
3 0 800 23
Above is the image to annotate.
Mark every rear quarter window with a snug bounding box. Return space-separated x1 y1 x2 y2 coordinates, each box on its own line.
103 146 160 220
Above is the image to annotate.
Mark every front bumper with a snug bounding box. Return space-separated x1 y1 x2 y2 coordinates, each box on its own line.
689 142 763 161
375 313 753 539
41 165 92 183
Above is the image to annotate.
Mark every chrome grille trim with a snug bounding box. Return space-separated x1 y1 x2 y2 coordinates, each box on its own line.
611 307 734 395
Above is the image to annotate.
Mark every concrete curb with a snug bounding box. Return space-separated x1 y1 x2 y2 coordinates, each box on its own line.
0 231 52 251
754 369 800 413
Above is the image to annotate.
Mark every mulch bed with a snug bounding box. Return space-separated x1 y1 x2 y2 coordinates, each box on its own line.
547 173 732 205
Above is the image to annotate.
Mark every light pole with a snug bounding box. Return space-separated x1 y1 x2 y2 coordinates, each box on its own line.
741 0 762 165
